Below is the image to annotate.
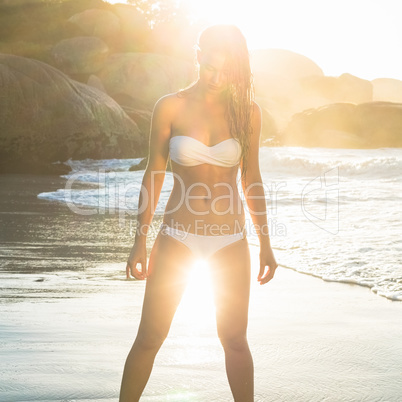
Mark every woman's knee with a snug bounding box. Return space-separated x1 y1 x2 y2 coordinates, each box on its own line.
134 329 167 351
219 333 249 352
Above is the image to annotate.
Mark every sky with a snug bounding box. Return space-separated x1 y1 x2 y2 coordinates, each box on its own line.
108 0 402 81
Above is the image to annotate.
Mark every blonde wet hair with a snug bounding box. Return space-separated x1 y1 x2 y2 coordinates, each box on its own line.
180 24 255 182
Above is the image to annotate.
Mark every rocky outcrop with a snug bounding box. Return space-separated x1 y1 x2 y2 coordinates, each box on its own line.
96 52 195 111
67 9 121 40
301 73 373 104
260 106 279 145
252 49 323 130
354 102 402 147
282 102 402 148
251 48 324 80
151 20 200 61
0 54 142 174
67 5 150 52
51 36 109 76
372 78 402 103
112 4 150 52
87 74 106 92
129 156 172 172
251 49 376 131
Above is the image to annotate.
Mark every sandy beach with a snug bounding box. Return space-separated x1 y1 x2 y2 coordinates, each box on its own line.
1 174 402 402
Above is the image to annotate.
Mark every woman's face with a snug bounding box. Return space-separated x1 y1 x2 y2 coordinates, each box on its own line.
198 50 229 94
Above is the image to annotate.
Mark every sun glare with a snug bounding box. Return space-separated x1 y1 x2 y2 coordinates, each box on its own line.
107 0 402 80
181 0 402 81
181 0 273 50
175 259 216 333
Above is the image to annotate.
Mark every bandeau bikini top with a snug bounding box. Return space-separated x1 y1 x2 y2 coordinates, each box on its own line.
169 136 241 167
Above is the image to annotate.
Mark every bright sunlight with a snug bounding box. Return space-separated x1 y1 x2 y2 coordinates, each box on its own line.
174 259 216 334
107 0 402 80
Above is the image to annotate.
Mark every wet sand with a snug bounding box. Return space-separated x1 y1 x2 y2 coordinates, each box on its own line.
0 174 401 401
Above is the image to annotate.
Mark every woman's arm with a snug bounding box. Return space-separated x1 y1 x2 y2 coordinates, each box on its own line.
241 102 278 285
135 96 173 241
126 95 174 279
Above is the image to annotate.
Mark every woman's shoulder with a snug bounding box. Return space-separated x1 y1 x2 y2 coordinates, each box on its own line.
251 101 262 124
251 100 261 114
153 92 186 115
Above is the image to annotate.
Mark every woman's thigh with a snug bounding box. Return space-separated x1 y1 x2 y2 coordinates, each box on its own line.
136 231 196 342
208 237 251 343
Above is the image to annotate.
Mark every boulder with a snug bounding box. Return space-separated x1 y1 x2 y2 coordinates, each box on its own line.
283 103 362 148
123 108 152 140
251 49 375 133
301 73 373 104
112 4 150 52
0 54 143 174
252 49 324 130
129 156 172 172
67 8 121 40
260 106 278 145
372 78 402 103
254 74 304 130
87 74 106 92
354 102 402 147
129 157 148 171
151 20 200 61
251 48 324 79
282 102 402 148
97 52 195 111
51 36 109 76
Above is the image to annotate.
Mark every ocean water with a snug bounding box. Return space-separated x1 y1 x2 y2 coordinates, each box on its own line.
37 146 402 301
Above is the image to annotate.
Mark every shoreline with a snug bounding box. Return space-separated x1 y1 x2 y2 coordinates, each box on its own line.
1 172 400 301
1 172 400 300
11 170 400 302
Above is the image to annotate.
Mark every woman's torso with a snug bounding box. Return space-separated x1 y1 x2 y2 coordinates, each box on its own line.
162 93 246 235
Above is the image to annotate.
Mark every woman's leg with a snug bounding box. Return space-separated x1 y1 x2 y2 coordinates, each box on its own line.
209 237 253 402
119 232 195 402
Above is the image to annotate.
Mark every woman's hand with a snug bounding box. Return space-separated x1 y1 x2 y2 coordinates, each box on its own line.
126 240 148 280
257 243 278 285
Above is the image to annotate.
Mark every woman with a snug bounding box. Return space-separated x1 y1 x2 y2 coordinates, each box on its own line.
120 25 278 402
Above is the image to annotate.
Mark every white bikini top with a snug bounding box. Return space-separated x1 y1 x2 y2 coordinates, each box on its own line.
169 136 241 167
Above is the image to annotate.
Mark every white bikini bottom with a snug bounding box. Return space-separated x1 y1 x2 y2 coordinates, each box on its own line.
160 223 247 259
